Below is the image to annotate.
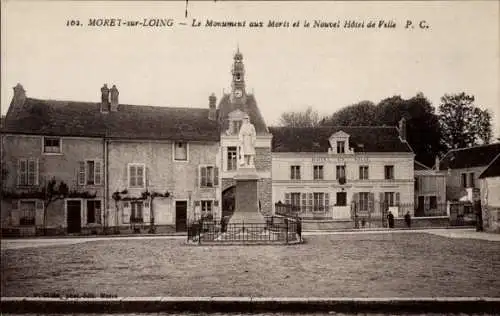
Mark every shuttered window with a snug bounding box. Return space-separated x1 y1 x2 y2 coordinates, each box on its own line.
78 160 103 185
17 159 38 186
200 166 219 188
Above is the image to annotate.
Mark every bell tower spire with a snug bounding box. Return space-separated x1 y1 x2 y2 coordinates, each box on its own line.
231 46 246 103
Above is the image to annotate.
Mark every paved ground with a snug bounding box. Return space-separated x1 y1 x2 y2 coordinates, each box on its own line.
1 228 498 250
2 231 499 298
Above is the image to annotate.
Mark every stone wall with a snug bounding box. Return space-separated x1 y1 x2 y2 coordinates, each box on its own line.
258 177 272 216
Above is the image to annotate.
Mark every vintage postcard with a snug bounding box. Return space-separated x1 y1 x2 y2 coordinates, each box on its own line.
1 1 499 314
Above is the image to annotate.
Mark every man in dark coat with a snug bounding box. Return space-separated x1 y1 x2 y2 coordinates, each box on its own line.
387 211 395 228
404 211 411 228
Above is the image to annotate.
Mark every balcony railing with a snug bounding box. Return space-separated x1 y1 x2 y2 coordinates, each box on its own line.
130 216 144 223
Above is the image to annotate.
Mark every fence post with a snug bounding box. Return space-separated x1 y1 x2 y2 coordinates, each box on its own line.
285 218 289 244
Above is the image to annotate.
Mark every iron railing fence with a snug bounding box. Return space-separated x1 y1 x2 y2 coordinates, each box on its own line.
187 216 301 244
412 203 448 217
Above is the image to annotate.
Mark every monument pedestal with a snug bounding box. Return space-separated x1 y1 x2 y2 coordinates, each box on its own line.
230 167 266 224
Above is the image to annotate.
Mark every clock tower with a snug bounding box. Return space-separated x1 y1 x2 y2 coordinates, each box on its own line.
230 47 247 103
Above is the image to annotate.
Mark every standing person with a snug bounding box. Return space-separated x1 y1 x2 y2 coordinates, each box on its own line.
387 211 395 228
404 211 412 228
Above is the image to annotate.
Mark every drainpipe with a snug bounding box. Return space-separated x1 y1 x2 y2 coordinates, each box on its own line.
104 137 109 233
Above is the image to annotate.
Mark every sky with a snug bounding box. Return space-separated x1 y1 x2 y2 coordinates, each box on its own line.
2 1 499 138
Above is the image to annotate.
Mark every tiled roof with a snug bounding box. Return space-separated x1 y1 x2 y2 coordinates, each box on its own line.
479 153 500 179
3 98 220 141
269 126 413 153
217 94 269 135
439 143 500 170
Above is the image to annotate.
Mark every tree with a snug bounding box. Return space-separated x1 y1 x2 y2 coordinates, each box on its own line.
321 101 378 126
42 178 69 234
376 94 444 166
321 94 443 166
279 106 323 127
439 92 492 151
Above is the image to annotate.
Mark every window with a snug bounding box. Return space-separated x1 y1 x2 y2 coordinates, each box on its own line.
337 141 345 154
359 166 369 180
87 200 102 224
290 165 301 180
468 173 475 188
384 192 395 206
174 142 188 161
19 201 36 226
313 165 324 180
79 160 103 185
291 193 301 210
313 192 329 212
336 165 346 179
461 172 475 188
227 146 238 171
200 166 219 187
336 192 347 206
359 192 369 211
130 202 143 223
43 137 61 154
384 165 394 180
128 164 145 188
17 159 38 186
232 120 242 135
201 200 213 218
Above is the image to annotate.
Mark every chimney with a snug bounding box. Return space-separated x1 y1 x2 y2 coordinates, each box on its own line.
435 156 440 171
398 118 407 141
110 85 119 111
100 84 110 112
208 93 217 120
12 83 26 107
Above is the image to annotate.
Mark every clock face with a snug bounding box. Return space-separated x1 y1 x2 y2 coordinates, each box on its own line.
235 89 243 98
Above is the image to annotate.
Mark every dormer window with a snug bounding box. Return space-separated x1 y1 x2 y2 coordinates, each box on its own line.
328 131 353 155
337 141 345 154
232 120 242 135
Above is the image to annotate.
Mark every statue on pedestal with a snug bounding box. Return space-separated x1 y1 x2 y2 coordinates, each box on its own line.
238 114 256 168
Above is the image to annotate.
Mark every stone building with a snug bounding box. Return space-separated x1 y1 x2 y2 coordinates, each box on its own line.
439 143 500 202
1 83 220 235
479 152 500 233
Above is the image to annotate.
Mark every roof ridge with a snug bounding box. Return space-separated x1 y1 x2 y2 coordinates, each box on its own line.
27 97 209 111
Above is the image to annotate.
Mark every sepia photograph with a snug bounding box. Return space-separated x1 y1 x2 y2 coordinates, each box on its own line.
1 0 499 315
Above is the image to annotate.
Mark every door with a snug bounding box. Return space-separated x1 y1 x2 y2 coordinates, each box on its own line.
67 200 82 233
417 196 425 216
175 201 187 232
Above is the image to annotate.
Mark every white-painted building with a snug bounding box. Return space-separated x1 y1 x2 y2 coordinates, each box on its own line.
270 123 415 221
